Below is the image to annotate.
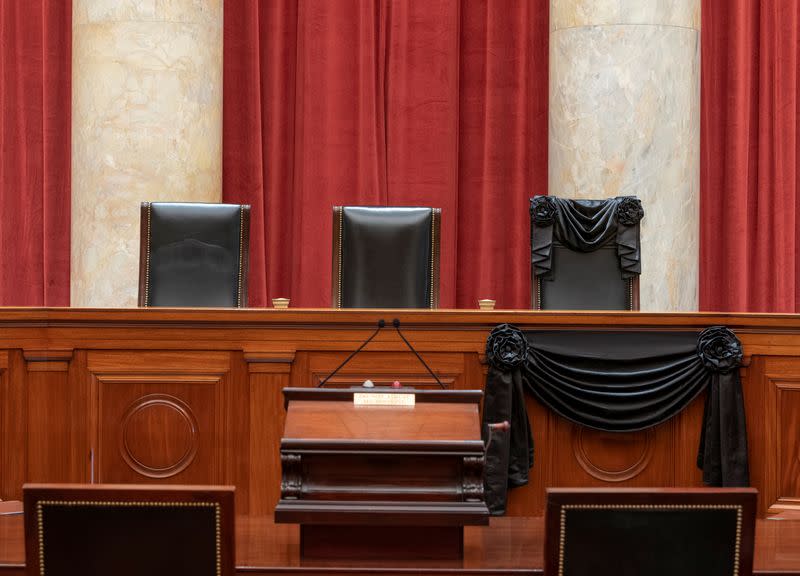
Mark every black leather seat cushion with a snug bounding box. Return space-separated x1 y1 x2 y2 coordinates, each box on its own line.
540 243 628 310
339 207 433 308
144 203 246 307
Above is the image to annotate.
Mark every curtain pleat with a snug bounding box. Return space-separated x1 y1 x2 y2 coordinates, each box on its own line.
0 0 70 306
701 0 800 312
223 0 548 308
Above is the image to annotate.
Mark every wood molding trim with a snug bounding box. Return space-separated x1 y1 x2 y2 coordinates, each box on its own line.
22 349 72 372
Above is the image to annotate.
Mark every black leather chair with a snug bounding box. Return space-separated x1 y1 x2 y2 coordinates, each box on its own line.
138 202 250 307
332 206 440 308
530 196 643 310
545 488 757 576
23 483 235 576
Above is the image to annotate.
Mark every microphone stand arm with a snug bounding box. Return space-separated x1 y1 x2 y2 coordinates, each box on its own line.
392 319 446 389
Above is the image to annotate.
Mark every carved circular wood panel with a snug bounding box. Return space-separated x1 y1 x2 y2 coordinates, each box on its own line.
572 425 654 482
120 394 199 478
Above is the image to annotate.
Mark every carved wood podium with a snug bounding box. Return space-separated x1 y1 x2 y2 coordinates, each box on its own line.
274 388 490 560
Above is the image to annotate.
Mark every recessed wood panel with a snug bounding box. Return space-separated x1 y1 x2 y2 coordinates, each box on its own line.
248 372 289 515
548 417 673 487
96 375 222 484
779 384 800 504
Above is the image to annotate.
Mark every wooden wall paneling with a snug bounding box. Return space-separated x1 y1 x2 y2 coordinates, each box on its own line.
303 351 467 390
673 390 707 486
548 414 675 488
462 353 485 391
778 381 800 506
760 356 800 514
87 351 230 487
246 352 294 515
754 356 800 515
744 356 769 515
244 351 294 515
25 350 86 485
227 351 251 515
0 351 26 500
2 309 800 518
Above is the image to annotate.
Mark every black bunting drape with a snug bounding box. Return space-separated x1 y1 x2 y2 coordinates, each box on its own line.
482 324 749 515
530 196 643 280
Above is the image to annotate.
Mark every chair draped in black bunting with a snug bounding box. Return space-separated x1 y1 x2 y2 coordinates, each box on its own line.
530 195 643 310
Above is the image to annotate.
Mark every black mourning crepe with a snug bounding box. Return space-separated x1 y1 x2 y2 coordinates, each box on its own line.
530 195 643 279
482 324 749 515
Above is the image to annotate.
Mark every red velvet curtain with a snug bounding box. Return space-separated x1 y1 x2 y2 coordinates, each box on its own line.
0 1 71 306
224 0 548 308
701 0 800 312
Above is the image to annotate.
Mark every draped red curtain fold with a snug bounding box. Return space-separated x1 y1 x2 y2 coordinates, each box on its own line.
701 0 800 312
223 0 548 308
0 1 71 306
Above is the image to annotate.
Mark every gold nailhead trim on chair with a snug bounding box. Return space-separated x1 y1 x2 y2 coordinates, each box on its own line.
144 203 152 307
629 278 633 311
238 206 244 308
537 277 542 310
430 210 435 309
337 207 343 309
557 504 744 576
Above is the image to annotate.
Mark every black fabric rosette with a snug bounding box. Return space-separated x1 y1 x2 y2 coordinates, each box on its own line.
530 196 557 227
697 326 743 373
615 197 645 226
486 323 529 371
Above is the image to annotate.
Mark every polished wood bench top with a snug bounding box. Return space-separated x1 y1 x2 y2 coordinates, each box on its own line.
2 503 799 575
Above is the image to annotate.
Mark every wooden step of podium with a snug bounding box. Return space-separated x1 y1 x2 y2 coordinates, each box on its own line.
301 525 463 560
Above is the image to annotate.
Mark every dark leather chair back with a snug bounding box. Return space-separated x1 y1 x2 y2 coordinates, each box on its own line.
537 243 632 310
138 202 250 307
530 196 642 310
332 206 440 308
24 483 235 576
545 488 757 576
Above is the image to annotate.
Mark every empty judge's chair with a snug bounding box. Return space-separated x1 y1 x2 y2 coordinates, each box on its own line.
545 488 757 576
23 483 235 576
332 206 440 308
139 202 250 307
530 195 643 310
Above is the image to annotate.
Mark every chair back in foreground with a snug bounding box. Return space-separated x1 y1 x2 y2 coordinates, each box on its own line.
545 487 757 576
332 206 440 308
530 196 642 310
139 202 250 307
23 483 235 576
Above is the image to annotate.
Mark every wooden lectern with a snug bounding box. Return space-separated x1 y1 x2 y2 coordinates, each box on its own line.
274 388 490 560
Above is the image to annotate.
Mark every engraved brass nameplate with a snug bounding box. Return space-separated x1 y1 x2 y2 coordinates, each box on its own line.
353 393 415 407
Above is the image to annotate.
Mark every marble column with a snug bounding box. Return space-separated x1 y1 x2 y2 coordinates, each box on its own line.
550 1 700 311
71 0 222 307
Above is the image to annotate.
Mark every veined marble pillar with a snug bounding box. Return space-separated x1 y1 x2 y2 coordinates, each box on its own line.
72 0 222 307
550 1 700 311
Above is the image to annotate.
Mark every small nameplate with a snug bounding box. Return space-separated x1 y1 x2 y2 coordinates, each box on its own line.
353 393 415 407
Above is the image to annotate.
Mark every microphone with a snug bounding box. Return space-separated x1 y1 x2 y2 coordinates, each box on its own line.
317 319 386 387
391 318 446 389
